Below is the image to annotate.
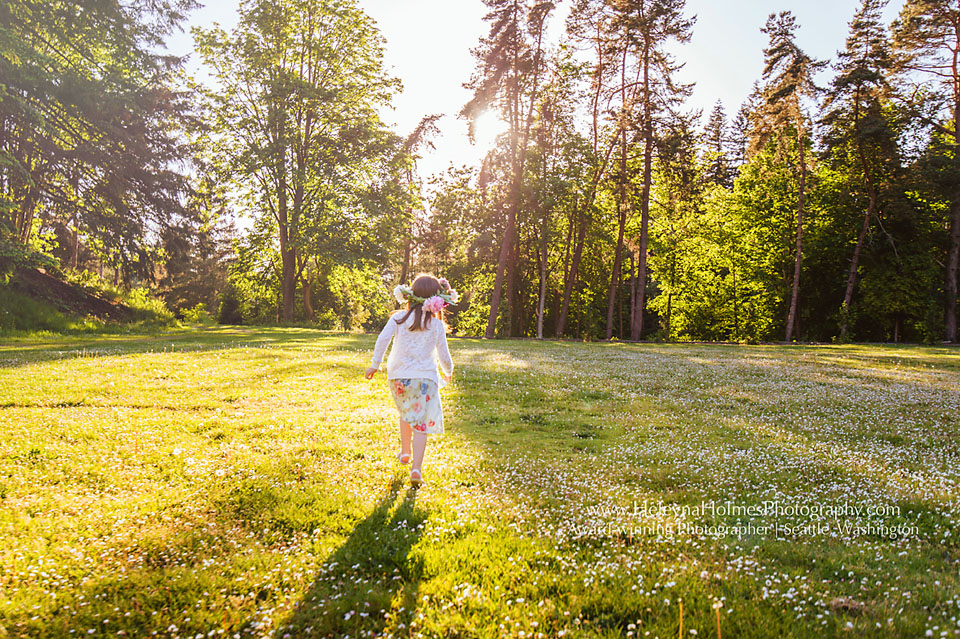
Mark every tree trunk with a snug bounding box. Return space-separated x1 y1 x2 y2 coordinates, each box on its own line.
631 43 653 341
839 91 875 342
484 4 549 339
536 206 549 339
606 48 630 340
665 254 677 341
556 210 587 337
400 235 412 285
785 118 806 343
946 67 960 342
17 185 37 244
70 211 80 270
946 195 960 342
732 264 739 341
304 277 314 321
70 169 80 270
278 173 296 323
629 250 637 333
485 200 516 338
606 131 628 340
840 199 874 341
509 230 522 335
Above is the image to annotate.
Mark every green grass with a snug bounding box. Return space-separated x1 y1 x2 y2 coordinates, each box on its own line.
0 328 958 638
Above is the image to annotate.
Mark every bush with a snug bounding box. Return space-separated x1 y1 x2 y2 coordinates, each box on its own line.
218 283 244 324
182 303 213 325
314 308 342 330
0 234 57 285
123 287 174 321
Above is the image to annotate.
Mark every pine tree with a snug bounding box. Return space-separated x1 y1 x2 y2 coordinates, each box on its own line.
652 110 705 339
556 0 619 338
399 114 443 286
729 88 759 170
606 0 694 340
704 100 732 188
752 12 824 342
823 0 896 340
0 0 196 279
893 0 960 342
463 0 555 338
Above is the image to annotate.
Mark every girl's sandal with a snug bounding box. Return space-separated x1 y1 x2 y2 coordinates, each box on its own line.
397 452 411 465
410 469 425 487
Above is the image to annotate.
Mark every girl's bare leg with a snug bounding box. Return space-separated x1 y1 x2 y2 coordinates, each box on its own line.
411 431 428 475
399 420 412 459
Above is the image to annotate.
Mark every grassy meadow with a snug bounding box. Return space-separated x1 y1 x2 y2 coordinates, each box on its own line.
0 328 958 638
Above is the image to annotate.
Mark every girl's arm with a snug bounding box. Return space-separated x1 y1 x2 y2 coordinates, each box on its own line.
436 321 454 379
369 317 398 372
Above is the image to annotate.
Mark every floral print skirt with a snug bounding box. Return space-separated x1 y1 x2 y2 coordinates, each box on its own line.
389 377 444 435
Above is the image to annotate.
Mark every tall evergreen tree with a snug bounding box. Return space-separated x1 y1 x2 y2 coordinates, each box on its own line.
650 110 705 339
729 89 759 171
704 100 733 188
893 0 960 342
823 0 896 340
606 0 694 340
398 114 443 286
752 12 824 342
463 0 555 338
557 0 619 338
0 0 196 280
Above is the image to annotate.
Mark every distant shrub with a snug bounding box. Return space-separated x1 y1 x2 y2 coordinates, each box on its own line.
61 269 125 302
123 287 174 321
314 308 342 331
62 270 173 322
218 283 244 324
182 303 213 325
0 235 56 284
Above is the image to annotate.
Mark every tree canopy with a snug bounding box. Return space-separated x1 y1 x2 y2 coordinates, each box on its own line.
2 0 958 343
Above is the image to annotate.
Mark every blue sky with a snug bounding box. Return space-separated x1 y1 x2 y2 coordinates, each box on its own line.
169 0 907 181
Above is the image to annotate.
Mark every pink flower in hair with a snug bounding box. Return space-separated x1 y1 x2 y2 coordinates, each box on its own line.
423 295 445 314
438 278 450 290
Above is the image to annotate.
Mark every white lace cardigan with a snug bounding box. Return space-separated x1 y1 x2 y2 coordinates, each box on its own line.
371 311 453 384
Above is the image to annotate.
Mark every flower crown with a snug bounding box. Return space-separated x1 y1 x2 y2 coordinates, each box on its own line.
393 278 460 314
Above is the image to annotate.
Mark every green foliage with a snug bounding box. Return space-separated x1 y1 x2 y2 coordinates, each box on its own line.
449 271 497 337
122 288 173 321
194 0 408 323
58 268 176 325
181 303 214 325
0 0 196 283
217 283 244 325
0 231 57 284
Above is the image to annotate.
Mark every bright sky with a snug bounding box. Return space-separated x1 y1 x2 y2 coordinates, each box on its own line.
169 0 907 182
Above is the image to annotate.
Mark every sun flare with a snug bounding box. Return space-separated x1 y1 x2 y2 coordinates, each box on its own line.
471 109 509 150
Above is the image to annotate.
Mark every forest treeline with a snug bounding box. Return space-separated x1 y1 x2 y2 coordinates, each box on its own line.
1 0 959 343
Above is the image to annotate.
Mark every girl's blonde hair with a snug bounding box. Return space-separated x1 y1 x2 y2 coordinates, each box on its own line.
395 273 443 331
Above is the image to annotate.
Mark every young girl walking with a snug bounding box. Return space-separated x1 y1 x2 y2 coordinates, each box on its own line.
365 274 457 487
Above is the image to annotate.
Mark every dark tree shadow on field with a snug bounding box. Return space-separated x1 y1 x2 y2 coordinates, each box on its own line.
0 328 375 370
279 477 427 637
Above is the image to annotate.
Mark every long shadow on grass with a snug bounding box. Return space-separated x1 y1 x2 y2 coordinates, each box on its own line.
280 477 427 636
0 327 374 370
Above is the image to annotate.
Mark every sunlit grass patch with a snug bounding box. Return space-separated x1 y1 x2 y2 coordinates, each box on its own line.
0 329 957 637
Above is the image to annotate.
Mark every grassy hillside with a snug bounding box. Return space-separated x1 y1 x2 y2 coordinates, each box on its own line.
0 268 174 335
0 330 958 638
